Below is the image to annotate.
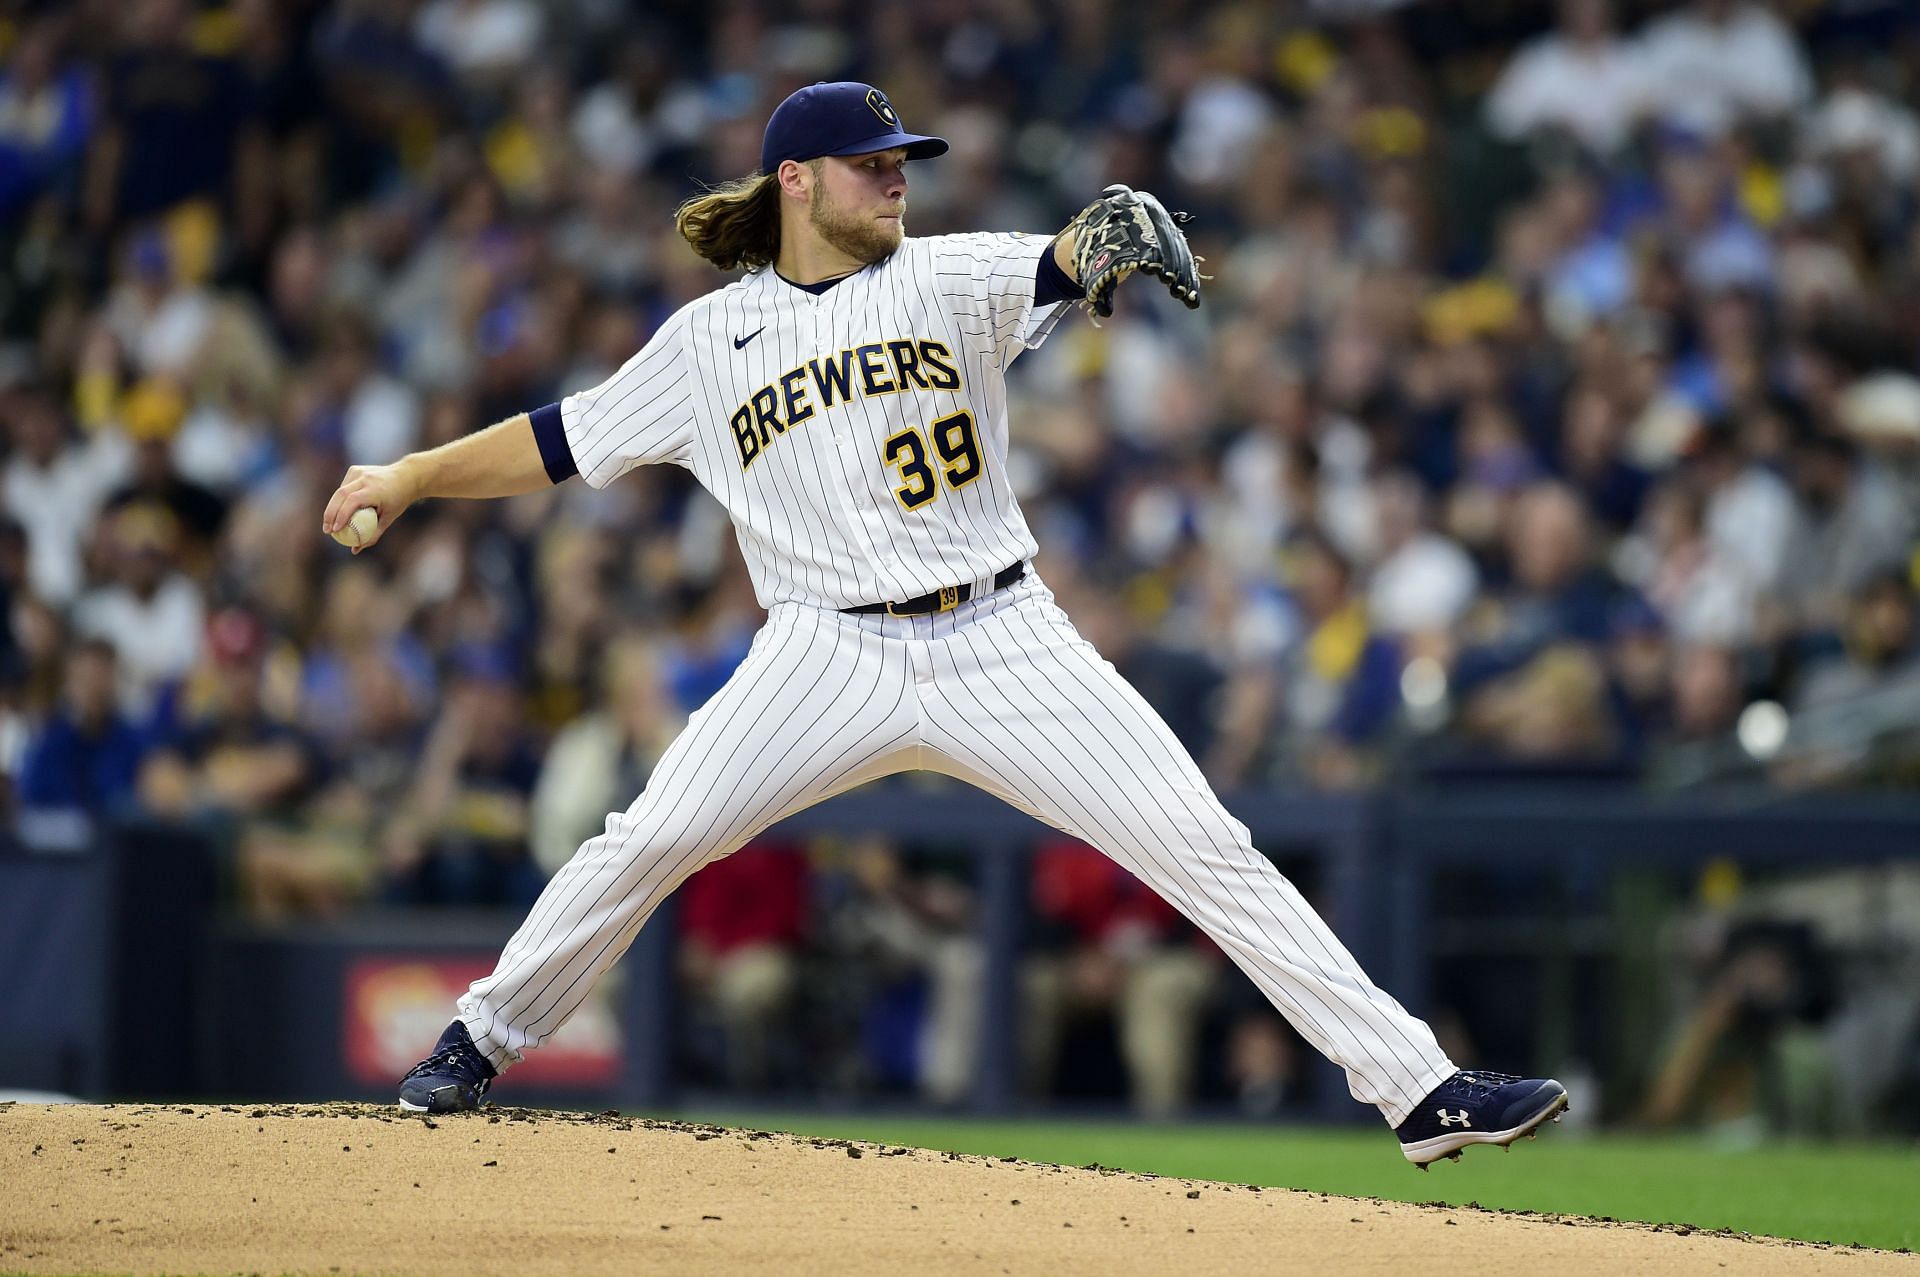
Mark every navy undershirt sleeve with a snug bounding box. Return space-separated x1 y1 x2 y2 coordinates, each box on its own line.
1034 238 1084 307
528 402 578 484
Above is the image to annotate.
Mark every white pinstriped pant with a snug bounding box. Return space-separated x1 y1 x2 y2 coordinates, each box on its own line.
456 573 1455 1125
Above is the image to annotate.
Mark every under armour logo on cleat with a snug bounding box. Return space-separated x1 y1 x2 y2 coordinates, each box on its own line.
734 327 766 350
1437 1109 1471 1128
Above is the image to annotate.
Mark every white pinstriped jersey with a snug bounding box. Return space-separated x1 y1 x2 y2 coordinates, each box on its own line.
560 232 1067 610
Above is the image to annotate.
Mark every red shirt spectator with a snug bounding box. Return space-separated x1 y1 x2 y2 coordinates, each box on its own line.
679 841 810 956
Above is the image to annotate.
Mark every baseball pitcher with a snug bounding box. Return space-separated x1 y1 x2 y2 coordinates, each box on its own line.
324 82 1565 1166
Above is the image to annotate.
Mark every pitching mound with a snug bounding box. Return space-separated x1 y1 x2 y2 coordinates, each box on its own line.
2 1103 1910 1275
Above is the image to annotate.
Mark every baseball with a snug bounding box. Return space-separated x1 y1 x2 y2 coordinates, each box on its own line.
332 506 380 549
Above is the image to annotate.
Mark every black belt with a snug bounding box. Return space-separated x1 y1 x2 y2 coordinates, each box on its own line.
844 562 1026 617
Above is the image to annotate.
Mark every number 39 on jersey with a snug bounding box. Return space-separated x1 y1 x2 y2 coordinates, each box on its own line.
882 411 981 510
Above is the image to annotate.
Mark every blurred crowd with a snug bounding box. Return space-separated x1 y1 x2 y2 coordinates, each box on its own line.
4 0 1920 1111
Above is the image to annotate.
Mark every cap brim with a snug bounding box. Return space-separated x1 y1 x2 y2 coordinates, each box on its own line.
825 131 948 160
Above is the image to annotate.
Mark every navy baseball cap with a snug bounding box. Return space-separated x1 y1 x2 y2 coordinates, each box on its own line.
760 82 948 175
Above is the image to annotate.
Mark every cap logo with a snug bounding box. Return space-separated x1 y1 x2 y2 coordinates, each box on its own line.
866 89 900 129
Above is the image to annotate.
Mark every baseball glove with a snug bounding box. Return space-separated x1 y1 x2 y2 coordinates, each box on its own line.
1067 184 1203 322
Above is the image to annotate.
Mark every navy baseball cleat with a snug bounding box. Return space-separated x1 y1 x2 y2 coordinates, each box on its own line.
1395 1070 1568 1168
398 1020 497 1114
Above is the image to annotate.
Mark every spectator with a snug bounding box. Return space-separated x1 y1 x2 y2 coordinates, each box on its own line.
83 0 268 237
320 311 420 467
376 171 509 389
73 503 204 716
0 518 29 704
568 37 670 181
1221 998 1306 1118
1485 0 1653 158
243 648 418 919
1458 643 1621 765
1663 642 1746 745
258 223 335 366
530 635 680 874
1650 131 1774 295
11 596 68 724
1 386 129 606
1604 595 1673 753
1804 80 1920 195
1023 837 1218 1116
0 17 95 219
296 563 435 754
15 637 146 824
1541 170 1635 329
1780 429 1915 631
1554 381 1648 533
137 607 313 820
1454 482 1617 692
233 570 435 920
103 377 230 557
1691 410 1798 600
1779 573 1920 789
1640 920 1841 1134
413 0 544 91
815 836 981 1104
381 647 542 907
100 224 217 381
1639 0 1814 139
1794 573 1920 714
1453 398 1545 519
678 843 811 1090
523 524 617 735
1619 476 1758 645
1212 531 1403 788
1365 471 1479 642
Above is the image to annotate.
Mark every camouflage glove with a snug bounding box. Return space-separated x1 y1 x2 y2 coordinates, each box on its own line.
1066 184 1202 322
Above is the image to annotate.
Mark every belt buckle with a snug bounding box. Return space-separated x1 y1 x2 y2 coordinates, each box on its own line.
885 585 962 617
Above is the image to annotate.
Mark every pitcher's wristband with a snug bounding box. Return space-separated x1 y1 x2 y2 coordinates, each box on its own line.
529 402 578 484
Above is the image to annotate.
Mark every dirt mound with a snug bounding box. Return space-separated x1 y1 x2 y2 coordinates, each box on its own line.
1 1103 1909 1275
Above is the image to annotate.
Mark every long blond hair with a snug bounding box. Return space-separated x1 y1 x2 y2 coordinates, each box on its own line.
674 171 786 271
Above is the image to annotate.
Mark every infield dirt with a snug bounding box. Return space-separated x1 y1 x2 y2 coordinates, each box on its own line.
2 1102 1911 1275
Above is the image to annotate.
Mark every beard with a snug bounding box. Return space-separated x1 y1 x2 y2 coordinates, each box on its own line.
809 185 904 264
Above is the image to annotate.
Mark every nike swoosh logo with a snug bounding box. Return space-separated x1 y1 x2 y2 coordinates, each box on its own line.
733 327 766 350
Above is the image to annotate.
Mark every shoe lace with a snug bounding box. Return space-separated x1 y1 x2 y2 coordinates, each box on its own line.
1449 1070 1521 1098
406 1043 488 1083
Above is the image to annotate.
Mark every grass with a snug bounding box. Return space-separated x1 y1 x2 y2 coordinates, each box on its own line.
679 1112 1920 1252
